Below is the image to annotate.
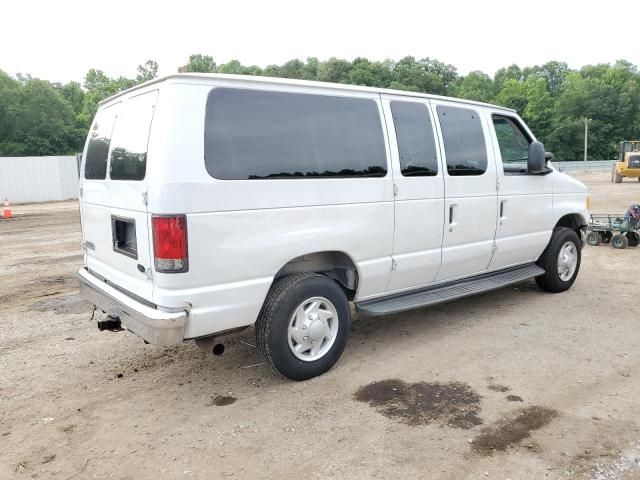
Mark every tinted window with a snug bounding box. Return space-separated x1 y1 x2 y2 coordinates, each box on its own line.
493 115 531 174
109 91 158 181
437 105 487 176
205 88 387 179
391 101 438 176
84 104 118 180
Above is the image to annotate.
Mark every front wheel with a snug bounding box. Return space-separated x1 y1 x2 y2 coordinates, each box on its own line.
535 227 582 293
256 273 351 380
614 168 623 183
586 231 601 246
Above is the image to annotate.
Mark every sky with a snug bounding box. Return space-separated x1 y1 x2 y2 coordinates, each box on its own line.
3 0 639 84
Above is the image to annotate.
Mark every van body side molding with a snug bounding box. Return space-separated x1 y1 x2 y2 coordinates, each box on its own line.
356 264 545 316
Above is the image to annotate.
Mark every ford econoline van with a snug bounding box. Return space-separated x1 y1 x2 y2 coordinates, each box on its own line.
78 73 589 380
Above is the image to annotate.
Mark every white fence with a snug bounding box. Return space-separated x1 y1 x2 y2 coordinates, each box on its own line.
553 160 616 172
0 156 79 204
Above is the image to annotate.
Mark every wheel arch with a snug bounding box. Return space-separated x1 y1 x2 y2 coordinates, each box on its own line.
555 213 587 233
273 251 360 300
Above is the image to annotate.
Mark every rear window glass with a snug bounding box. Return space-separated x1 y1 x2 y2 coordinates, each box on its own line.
437 105 487 176
204 88 387 180
109 90 158 181
84 104 118 180
390 101 439 176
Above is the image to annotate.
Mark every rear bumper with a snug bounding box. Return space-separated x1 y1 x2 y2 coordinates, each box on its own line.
77 268 187 346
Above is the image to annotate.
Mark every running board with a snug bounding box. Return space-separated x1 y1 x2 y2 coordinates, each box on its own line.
356 264 545 316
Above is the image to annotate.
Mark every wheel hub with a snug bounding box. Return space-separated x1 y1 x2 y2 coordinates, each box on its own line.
287 297 339 362
307 317 326 341
557 241 578 281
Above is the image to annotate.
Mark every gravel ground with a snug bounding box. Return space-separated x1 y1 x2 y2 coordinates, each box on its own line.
1 172 640 480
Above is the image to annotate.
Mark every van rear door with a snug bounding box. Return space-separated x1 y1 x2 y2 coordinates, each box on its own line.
80 90 158 300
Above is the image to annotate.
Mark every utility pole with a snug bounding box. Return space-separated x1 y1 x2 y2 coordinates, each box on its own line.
584 118 591 167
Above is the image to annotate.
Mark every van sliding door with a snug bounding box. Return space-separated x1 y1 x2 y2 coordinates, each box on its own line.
382 96 445 292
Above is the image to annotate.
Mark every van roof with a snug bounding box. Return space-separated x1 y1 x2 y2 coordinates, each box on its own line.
99 73 516 112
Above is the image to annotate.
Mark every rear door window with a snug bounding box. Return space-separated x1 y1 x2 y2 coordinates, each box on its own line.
204 88 387 179
390 101 439 176
109 90 158 181
437 105 487 176
84 104 118 180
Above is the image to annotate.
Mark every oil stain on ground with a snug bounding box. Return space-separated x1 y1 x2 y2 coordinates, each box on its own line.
471 406 558 455
207 395 237 407
487 384 510 392
354 379 482 428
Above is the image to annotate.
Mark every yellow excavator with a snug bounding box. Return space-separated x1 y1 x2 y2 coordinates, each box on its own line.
612 140 640 183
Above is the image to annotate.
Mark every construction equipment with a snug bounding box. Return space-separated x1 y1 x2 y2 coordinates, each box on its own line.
612 140 640 183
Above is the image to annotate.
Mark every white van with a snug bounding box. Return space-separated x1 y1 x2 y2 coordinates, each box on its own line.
78 73 589 380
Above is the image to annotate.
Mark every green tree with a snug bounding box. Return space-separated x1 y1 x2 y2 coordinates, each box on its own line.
454 71 495 103
180 54 216 73
136 60 158 82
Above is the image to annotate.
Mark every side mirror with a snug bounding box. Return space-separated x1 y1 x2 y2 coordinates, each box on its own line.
545 151 554 162
528 141 546 173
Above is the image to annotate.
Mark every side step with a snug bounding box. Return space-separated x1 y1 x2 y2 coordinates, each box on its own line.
356 264 545 316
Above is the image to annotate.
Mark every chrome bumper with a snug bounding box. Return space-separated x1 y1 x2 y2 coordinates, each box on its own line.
77 268 187 346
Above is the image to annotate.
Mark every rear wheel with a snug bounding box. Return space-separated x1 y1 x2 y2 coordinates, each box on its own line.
626 232 640 247
536 227 581 293
256 273 351 380
611 233 628 249
586 231 601 246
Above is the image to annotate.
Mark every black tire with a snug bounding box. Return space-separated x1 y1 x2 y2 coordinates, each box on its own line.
625 232 639 247
611 233 628 249
586 231 601 246
535 227 582 293
614 170 623 183
601 231 612 244
255 273 351 381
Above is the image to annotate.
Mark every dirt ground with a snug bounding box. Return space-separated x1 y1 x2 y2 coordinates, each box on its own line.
1 172 640 480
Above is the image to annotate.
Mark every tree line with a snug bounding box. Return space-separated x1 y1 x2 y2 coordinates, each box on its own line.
1 55 639 160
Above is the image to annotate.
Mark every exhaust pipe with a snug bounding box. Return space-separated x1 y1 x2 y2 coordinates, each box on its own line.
97 316 122 331
195 336 224 356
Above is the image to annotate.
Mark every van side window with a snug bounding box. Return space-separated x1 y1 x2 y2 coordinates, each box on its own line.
109 91 158 181
437 106 487 176
390 101 438 176
492 115 532 174
84 104 118 180
204 88 387 180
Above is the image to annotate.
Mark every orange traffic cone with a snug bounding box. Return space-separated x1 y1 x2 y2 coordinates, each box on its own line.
3 198 12 219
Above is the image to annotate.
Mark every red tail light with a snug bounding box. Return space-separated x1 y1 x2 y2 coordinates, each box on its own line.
152 215 188 273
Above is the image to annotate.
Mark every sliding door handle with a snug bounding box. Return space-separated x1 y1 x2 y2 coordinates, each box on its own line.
448 204 458 232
